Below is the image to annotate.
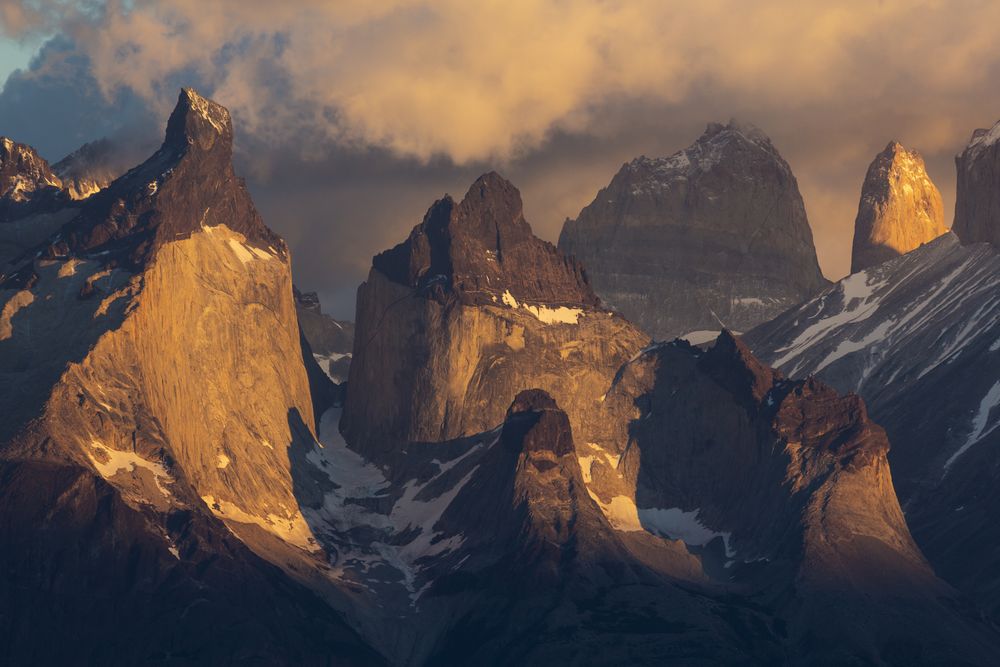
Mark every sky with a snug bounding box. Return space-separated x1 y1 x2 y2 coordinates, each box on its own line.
2 1 1000 319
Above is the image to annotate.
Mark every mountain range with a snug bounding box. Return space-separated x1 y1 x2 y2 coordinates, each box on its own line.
2 90 999 665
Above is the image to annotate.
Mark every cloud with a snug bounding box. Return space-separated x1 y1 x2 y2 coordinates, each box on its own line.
15 0 1000 163
4 1 1000 316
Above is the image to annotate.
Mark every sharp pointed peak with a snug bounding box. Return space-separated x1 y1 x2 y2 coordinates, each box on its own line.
164 87 232 152
462 171 520 202
876 140 925 165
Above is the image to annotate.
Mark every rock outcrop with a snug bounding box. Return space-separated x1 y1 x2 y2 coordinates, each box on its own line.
342 172 649 461
747 232 1000 616
582 332 1000 663
558 120 827 340
953 118 1000 248
295 286 355 383
0 89 380 663
851 141 947 272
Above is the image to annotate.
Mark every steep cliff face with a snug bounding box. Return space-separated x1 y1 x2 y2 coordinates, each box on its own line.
422 389 781 666
558 121 827 340
851 141 947 272
591 333 922 580
583 332 997 663
315 328 999 664
954 118 1000 247
342 172 649 461
747 232 1000 614
0 90 380 663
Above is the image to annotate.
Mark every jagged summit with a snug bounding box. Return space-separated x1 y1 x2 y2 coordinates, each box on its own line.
954 117 1000 248
48 88 280 269
625 120 779 185
850 141 946 273
164 88 233 153
500 388 574 456
698 329 781 407
344 172 648 457
0 136 63 204
374 171 598 308
559 120 826 340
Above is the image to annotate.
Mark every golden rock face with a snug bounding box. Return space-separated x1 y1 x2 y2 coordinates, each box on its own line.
851 141 947 273
6 222 318 547
342 172 650 465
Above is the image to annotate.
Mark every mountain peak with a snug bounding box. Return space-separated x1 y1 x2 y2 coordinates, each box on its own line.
372 172 598 308
704 118 772 147
49 88 279 269
559 120 826 340
0 136 62 204
164 88 233 153
965 119 1000 155
954 118 1000 248
622 119 781 187
851 140 946 273
699 330 780 408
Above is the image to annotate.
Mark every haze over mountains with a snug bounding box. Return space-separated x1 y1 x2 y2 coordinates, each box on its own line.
2 86 1000 666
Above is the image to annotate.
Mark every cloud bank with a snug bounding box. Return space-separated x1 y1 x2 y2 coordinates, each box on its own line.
9 0 1000 162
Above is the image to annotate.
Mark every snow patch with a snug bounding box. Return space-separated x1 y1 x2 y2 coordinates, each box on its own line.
639 506 735 557
201 494 317 551
500 289 583 324
772 270 885 368
0 290 35 340
226 238 257 264
944 381 1000 473
87 441 173 497
681 330 720 345
587 493 642 531
578 455 597 483
306 408 493 601
587 492 733 555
